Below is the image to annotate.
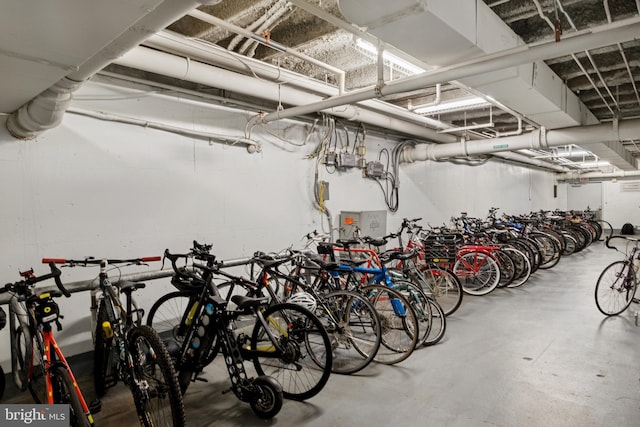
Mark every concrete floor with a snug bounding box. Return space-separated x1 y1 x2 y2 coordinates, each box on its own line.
4 240 640 426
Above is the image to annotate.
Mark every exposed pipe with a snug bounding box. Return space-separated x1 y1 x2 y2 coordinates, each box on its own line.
67 107 262 153
145 31 456 135
6 0 207 139
255 16 640 124
402 118 640 161
603 0 640 110
539 0 617 115
112 46 454 143
188 9 346 94
290 0 533 133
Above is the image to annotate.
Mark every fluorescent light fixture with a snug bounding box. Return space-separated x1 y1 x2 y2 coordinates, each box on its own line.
355 39 425 75
576 160 610 168
413 96 491 115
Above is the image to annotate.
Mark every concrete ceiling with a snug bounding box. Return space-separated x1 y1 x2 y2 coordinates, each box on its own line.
3 0 640 174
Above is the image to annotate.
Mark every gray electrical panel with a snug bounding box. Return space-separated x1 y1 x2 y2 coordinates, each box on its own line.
338 210 387 240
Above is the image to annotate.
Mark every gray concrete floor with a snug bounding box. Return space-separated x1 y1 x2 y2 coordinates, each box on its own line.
4 241 640 426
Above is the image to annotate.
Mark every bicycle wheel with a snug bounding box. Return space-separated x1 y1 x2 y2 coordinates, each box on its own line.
11 309 33 392
502 247 531 288
94 302 118 397
595 260 638 316
494 249 516 288
318 290 381 375
128 325 186 427
251 302 332 401
453 251 500 296
146 291 199 344
391 280 433 347
52 366 92 427
418 265 463 316
422 296 446 346
363 284 419 365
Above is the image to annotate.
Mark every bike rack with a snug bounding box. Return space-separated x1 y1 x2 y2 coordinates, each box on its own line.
0 269 173 305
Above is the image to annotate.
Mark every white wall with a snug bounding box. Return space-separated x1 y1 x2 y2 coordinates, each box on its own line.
0 79 564 363
602 180 640 229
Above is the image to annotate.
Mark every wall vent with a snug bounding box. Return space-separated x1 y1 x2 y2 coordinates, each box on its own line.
620 181 640 192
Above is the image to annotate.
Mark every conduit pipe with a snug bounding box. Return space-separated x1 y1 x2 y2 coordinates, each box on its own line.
256 16 640 124
6 0 209 139
113 46 454 143
402 118 640 161
188 9 346 94
146 31 454 133
67 107 261 152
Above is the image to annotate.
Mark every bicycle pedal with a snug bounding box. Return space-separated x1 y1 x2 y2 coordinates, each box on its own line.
89 399 102 414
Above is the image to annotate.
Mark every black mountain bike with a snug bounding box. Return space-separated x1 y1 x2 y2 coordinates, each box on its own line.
148 242 333 406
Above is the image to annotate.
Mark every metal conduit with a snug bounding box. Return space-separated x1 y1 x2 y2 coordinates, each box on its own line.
256 17 640 124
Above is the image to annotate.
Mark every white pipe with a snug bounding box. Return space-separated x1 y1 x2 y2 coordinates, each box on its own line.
404 118 640 161
258 16 640 123
146 31 454 133
6 0 206 139
112 46 453 142
188 9 346 94
67 107 261 153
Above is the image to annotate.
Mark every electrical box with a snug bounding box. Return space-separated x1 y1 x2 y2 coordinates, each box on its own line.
325 152 337 166
337 153 357 168
339 210 387 240
365 161 385 178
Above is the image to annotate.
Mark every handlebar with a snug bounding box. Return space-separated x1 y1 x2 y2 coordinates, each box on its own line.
42 256 161 266
1 262 68 297
605 235 640 249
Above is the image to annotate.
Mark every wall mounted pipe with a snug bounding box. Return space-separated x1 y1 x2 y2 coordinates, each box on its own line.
112 46 453 142
146 31 454 134
6 0 208 139
402 118 640 161
256 16 640 124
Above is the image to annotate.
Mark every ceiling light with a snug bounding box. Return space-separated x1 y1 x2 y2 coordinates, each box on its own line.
355 39 425 75
576 160 610 168
413 97 491 115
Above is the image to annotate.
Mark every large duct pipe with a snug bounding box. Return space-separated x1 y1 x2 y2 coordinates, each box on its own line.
402 118 640 161
146 31 454 135
257 16 640 124
112 46 455 142
6 0 209 139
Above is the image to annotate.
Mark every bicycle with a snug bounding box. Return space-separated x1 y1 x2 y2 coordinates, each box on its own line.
44 256 185 427
595 236 640 317
0 262 97 426
152 243 332 407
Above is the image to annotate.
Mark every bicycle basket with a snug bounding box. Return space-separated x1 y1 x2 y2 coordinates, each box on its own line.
422 234 460 264
0 306 6 330
34 294 60 324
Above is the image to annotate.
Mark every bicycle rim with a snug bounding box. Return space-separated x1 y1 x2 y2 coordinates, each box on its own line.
320 291 382 375
252 302 332 401
595 260 637 316
128 325 185 427
363 284 419 365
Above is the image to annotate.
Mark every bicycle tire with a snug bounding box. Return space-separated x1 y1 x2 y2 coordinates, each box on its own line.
52 366 92 427
251 302 332 401
502 247 531 288
422 296 446 346
93 302 118 398
0 366 4 401
363 284 419 365
453 251 501 296
417 265 463 316
595 260 638 316
250 376 283 419
128 325 186 427
390 280 432 347
319 290 382 375
146 291 196 344
494 249 516 287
